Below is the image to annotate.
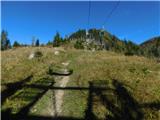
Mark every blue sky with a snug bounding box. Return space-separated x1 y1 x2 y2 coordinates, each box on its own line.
1 1 160 45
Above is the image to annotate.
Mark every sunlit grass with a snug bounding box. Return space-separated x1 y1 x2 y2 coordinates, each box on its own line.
1 47 160 119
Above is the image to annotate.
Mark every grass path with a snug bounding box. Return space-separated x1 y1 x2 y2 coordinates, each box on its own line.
53 61 70 116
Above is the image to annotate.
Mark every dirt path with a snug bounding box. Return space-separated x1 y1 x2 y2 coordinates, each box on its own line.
54 76 69 115
53 62 70 116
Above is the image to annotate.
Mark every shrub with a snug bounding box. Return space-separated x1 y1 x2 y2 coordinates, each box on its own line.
124 51 134 56
13 41 21 47
53 32 63 47
142 67 149 75
74 40 84 49
34 51 43 58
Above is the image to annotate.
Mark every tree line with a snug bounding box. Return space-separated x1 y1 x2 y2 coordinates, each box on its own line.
0 30 66 50
1 29 160 58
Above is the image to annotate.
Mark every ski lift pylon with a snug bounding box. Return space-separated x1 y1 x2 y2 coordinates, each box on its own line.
86 29 90 39
100 26 105 37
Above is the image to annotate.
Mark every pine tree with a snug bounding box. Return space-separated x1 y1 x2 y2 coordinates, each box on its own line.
1 30 11 50
74 40 84 49
53 32 63 47
36 39 40 46
47 40 53 46
13 41 20 47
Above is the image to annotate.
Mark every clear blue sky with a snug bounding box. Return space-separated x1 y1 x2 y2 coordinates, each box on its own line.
1 1 160 45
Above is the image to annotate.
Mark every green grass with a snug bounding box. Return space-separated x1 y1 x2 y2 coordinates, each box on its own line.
1 47 160 119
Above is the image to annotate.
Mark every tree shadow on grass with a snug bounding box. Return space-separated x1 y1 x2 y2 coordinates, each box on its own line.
1 76 56 120
109 79 143 120
1 78 160 120
1 75 33 105
85 79 160 120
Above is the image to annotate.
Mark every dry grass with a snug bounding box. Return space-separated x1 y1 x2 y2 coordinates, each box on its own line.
1 47 160 119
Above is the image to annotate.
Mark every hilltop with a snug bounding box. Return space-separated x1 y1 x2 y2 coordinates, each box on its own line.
68 29 160 57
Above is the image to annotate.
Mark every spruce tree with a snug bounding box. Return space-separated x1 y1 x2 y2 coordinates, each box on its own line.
47 40 53 46
13 41 21 47
36 39 40 46
53 32 62 47
1 30 11 50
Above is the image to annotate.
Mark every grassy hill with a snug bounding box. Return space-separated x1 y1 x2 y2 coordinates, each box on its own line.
1 47 160 120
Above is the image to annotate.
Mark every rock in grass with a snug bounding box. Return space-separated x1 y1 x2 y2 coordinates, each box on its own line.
34 51 43 57
28 51 43 59
62 62 70 66
28 53 35 59
92 48 95 52
54 51 59 55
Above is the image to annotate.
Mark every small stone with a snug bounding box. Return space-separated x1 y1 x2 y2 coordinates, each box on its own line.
33 108 37 112
54 51 59 55
28 53 35 59
62 62 69 66
92 48 95 52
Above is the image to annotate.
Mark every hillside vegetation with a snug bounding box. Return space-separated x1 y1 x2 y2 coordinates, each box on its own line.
140 36 160 57
69 29 160 58
1 47 160 120
1 29 160 58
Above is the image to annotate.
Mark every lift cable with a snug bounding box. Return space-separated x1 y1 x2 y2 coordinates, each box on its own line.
87 0 91 30
102 1 120 27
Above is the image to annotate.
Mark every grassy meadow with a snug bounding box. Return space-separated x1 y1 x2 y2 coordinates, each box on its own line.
1 47 160 119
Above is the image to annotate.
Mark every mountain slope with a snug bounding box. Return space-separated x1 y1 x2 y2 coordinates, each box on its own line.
69 28 142 56
140 36 160 57
68 29 160 58
69 28 126 52
141 36 160 47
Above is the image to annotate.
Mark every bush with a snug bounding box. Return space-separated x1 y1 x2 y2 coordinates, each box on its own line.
124 51 134 56
124 47 135 56
53 32 63 47
13 41 21 47
74 40 84 49
142 67 149 75
34 51 43 58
